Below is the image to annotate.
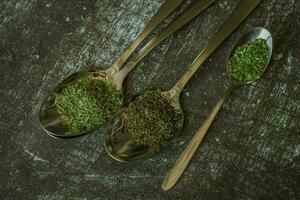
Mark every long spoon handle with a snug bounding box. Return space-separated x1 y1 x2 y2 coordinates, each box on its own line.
111 0 184 71
162 84 236 191
173 0 262 93
112 0 216 86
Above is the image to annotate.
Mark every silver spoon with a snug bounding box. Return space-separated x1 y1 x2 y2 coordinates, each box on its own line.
162 27 273 190
38 0 216 138
104 0 263 162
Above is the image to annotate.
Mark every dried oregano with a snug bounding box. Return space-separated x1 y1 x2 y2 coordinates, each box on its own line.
122 91 182 147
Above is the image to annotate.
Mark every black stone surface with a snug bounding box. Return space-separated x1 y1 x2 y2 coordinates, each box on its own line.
0 0 299 199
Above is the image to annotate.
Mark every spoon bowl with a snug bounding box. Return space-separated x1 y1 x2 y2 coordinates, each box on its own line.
39 69 121 138
227 27 273 85
104 90 184 162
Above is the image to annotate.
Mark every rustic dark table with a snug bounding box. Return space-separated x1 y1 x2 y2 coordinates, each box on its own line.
1 0 299 199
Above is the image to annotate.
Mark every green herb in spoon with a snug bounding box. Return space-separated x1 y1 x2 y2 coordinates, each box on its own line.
228 38 269 83
122 91 182 147
56 77 122 134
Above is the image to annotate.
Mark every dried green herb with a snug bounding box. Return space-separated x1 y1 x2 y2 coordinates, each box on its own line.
228 39 269 83
56 77 122 134
122 91 182 147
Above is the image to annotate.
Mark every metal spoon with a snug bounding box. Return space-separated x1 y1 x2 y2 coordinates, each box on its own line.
38 0 217 138
104 0 263 162
162 27 273 190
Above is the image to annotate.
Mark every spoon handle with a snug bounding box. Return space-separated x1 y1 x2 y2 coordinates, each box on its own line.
111 0 184 71
162 84 236 191
173 0 262 93
112 0 216 85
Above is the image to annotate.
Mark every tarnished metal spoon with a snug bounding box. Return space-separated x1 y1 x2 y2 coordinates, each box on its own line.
162 27 273 190
104 0 263 162
39 0 217 138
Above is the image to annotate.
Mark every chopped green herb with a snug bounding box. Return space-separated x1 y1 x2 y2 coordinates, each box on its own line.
137 67 146 79
228 39 269 83
122 91 182 147
56 77 122 134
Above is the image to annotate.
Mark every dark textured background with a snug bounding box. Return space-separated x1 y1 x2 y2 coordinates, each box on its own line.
0 0 299 199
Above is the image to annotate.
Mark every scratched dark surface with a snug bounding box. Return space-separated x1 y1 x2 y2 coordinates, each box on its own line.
0 0 299 199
